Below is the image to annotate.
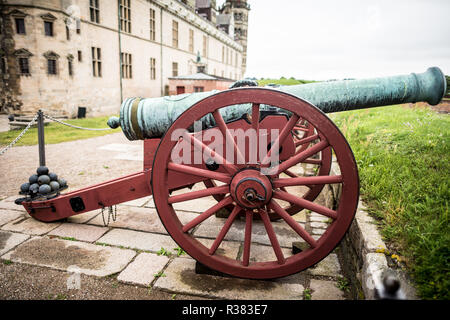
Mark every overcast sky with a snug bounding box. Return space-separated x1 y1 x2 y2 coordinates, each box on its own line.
218 0 450 80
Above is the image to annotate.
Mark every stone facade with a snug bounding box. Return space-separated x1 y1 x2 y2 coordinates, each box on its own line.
0 0 247 117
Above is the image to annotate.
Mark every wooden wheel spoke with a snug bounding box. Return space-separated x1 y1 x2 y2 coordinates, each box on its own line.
168 185 229 204
209 205 242 255
275 139 329 175
294 134 319 147
269 200 318 248
181 196 233 232
262 114 300 165
168 162 231 184
242 211 253 266
259 209 285 265
212 110 245 165
273 190 337 219
272 175 343 188
183 131 238 174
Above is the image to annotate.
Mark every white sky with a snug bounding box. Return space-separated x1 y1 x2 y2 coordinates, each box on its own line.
218 0 450 80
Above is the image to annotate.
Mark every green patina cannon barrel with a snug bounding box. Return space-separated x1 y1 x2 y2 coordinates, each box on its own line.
108 67 446 140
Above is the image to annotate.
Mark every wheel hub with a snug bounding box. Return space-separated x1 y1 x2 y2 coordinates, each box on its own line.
230 169 273 209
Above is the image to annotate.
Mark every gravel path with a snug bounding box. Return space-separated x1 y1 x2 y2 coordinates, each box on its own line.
0 133 143 199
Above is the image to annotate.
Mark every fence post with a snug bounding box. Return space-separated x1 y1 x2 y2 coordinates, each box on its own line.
37 110 46 166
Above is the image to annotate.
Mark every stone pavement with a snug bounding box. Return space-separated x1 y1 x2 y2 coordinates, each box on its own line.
0 194 348 300
0 138 350 300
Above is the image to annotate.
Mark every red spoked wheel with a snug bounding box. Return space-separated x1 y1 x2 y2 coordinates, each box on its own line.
151 88 359 279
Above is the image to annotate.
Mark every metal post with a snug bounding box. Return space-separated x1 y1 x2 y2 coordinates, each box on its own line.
37 109 46 166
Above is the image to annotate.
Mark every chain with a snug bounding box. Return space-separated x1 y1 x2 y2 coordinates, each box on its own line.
0 113 39 156
101 205 117 226
43 114 112 131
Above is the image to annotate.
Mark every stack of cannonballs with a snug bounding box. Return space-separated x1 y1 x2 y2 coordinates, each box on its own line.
20 166 67 199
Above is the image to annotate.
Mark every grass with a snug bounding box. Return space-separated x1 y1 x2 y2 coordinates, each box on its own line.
329 104 449 300
257 77 316 87
0 115 120 147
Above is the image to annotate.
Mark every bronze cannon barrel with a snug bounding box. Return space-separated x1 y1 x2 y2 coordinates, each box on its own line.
108 67 447 140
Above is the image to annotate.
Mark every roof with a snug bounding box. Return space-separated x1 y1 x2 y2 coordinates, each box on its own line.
169 72 235 82
216 14 232 25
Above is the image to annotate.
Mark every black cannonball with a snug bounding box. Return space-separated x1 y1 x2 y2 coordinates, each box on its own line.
38 184 51 194
37 166 49 176
38 175 51 185
48 172 58 181
29 174 39 184
58 178 67 187
49 181 60 191
20 182 30 193
29 183 39 194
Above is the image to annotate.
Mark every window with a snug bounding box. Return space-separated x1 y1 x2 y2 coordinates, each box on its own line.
149 8 156 41
194 87 204 93
18 58 29 75
235 52 238 67
77 50 82 62
44 21 53 36
47 59 57 75
121 52 132 79
90 0 100 23
172 20 178 48
119 0 131 33
202 35 208 58
150 58 156 80
172 62 178 77
15 18 26 34
222 46 225 63
92 47 102 77
189 29 194 53
1 57 7 74
67 55 74 76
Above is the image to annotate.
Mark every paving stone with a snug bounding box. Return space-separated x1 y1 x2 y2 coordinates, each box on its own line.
48 223 109 242
2 236 136 277
0 209 27 227
308 253 341 277
0 200 26 211
310 279 345 300
120 197 151 207
96 228 179 253
117 252 169 286
1 217 61 235
310 213 330 223
247 243 293 263
311 228 326 236
0 231 30 256
88 206 199 234
194 216 306 248
66 210 100 224
310 221 328 229
197 238 241 260
153 258 304 300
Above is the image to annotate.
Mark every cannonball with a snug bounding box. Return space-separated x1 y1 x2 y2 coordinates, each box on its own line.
38 184 51 194
48 172 58 181
29 183 39 194
58 178 67 187
49 181 60 191
20 182 30 193
38 175 51 185
37 166 49 176
29 174 39 184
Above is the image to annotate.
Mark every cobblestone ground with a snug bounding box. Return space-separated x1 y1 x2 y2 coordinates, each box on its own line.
0 134 349 300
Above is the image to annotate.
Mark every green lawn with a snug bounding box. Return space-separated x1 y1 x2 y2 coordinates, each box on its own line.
257 77 316 86
329 105 449 300
0 116 120 147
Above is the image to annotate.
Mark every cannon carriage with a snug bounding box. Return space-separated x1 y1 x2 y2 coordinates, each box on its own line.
18 67 447 279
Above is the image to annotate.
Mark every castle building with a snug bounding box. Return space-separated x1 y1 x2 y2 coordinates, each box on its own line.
0 0 249 117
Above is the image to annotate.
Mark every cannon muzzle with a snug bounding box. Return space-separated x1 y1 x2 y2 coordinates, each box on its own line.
110 67 446 140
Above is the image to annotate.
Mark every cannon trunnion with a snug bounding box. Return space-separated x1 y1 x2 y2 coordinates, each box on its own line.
20 68 447 280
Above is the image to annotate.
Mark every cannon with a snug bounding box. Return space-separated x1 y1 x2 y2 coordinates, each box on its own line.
19 67 446 280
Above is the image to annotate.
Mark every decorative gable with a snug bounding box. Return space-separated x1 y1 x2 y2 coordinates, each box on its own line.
43 51 59 59
13 48 33 57
40 13 57 21
9 9 27 18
